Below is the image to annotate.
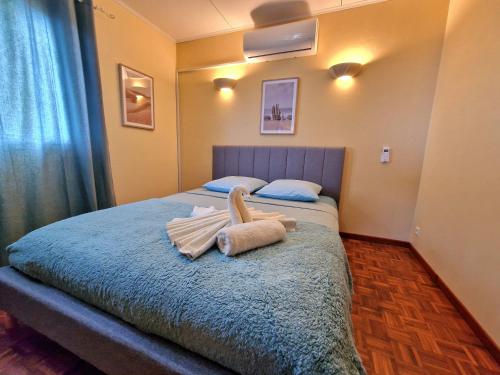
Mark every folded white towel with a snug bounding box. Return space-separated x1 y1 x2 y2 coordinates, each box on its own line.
216 219 286 257
167 211 231 259
176 219 230 259
250 212 297 232
191 205 217 217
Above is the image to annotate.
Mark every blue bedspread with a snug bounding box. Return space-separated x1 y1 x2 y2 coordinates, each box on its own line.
7 199 365 374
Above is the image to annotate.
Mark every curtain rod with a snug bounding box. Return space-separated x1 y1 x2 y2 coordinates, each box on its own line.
92 3 116 19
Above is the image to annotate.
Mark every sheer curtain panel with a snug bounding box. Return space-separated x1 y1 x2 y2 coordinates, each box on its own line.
0 0 115 264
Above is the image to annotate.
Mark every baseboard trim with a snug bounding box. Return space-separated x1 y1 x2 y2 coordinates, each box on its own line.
339 232 410 247
407 243 500 364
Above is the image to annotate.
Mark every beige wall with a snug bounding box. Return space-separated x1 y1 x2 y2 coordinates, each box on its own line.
94 0 178 204
411 0 500 343
177 0 449 240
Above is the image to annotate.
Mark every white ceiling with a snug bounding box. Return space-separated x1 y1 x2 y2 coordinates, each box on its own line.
116 0 384 42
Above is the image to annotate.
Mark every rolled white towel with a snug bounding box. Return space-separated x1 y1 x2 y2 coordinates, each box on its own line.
216 219 286 257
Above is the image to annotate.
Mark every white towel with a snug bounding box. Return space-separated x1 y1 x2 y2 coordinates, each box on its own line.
216 220 286 256
176 219 230 259
166 185 297 259
250 211 296 232
167 211 229 258
227 185 252 225
166 208 296 259
191 205 217 217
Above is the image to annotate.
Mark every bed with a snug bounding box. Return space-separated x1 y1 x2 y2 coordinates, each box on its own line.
0 146 365 375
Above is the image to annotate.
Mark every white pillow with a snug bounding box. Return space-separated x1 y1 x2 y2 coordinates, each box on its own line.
255 179 322 202
203 176 268 193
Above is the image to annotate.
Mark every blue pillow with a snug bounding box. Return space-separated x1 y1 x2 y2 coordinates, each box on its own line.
255 179 322 202
203 176 268 193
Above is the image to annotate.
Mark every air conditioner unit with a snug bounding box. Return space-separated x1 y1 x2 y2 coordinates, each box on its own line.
243 18 318 63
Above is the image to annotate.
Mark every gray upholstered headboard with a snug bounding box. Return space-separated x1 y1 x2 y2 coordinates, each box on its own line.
212 146 345 203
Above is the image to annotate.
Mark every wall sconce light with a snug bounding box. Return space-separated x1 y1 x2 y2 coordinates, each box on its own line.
328 62 363 80
213 78 237 91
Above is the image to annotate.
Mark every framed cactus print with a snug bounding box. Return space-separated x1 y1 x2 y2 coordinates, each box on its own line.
260 78 298 135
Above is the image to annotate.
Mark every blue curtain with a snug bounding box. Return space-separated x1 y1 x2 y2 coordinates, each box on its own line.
0 0 115 264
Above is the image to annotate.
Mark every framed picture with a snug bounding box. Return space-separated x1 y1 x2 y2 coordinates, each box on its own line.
119 64 155 130
260 78 298 135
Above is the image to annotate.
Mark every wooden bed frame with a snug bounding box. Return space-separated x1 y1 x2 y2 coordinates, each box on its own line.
0 146 345 375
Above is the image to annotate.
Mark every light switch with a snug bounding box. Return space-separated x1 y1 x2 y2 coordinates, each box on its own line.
380 146 390 163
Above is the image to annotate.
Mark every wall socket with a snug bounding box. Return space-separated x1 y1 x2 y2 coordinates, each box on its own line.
415 226 421 236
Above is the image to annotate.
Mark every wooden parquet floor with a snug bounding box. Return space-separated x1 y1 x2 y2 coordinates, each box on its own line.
0 239 498 374
345 239 500 375
0 312 101 375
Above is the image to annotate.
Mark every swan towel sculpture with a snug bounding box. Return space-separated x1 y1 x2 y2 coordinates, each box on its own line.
166 185 296 259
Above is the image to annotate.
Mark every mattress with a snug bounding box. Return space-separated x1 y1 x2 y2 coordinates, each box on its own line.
166 188 339 231
6 191 364 375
